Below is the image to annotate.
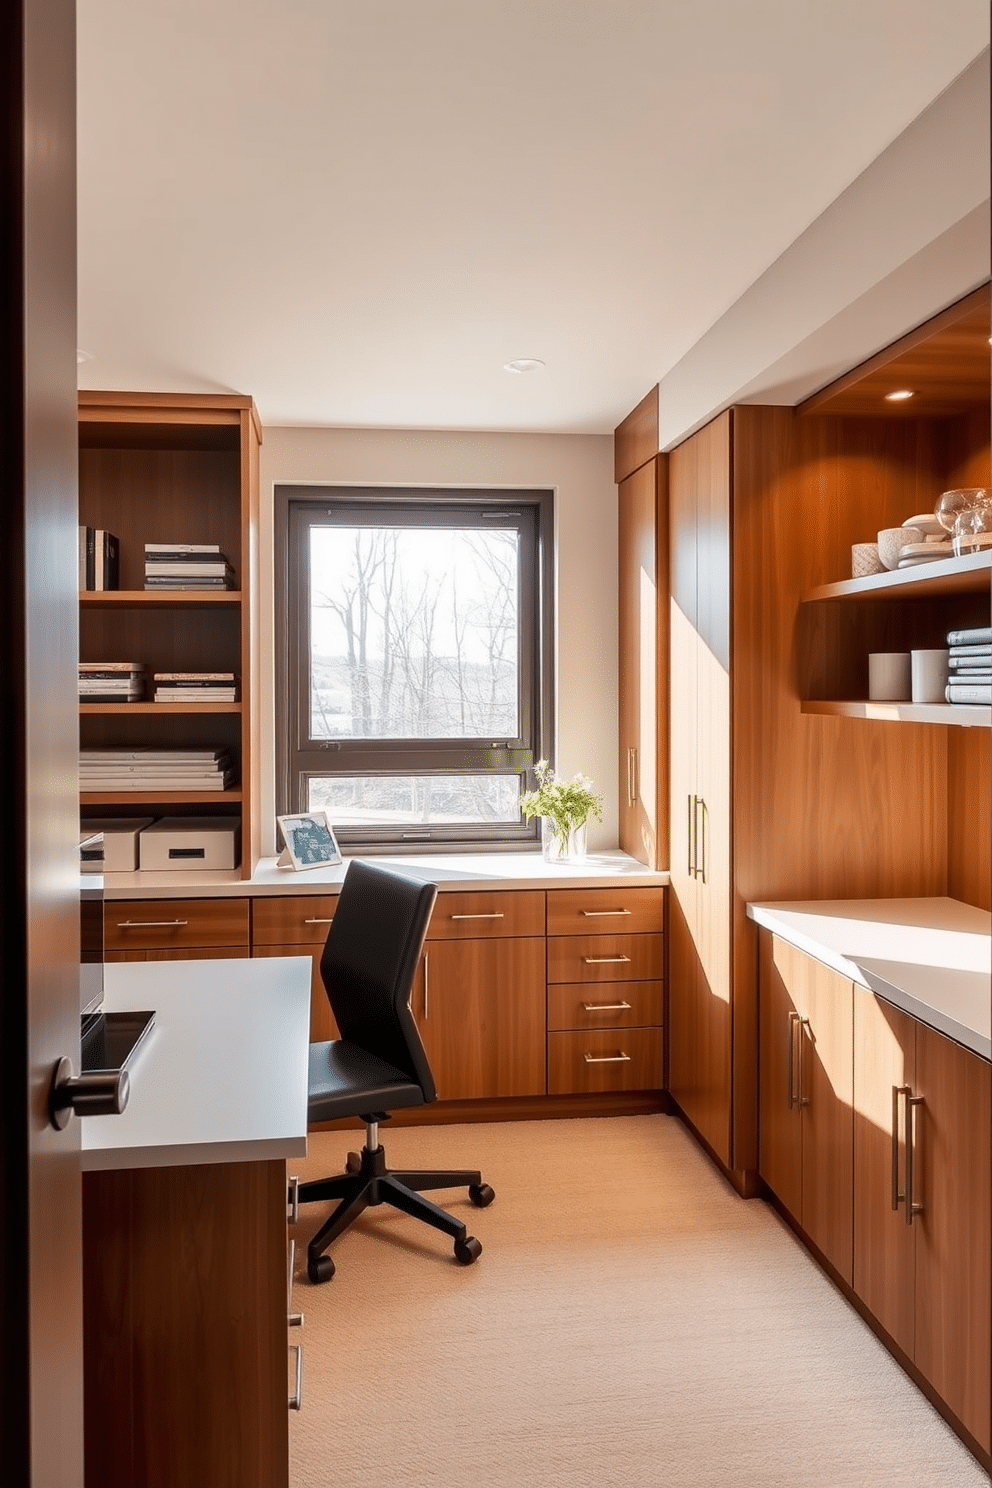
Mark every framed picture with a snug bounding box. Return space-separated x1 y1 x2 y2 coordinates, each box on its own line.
276 810 342 870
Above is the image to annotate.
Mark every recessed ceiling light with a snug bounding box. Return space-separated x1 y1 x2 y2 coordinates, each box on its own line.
885 389 914 401
77 349 94 365
503 358 545 374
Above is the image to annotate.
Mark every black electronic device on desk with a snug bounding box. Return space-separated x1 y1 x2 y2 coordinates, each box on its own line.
79 831 155 1075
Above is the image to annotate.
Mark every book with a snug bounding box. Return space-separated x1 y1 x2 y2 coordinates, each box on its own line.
144 562 233 577
144 542 223 555
947 643 992 658
79 661 146 672
152 672 235 682
81 526 96 590
154 691 237 703
945 682 992 704
78 526 91 590
81 748 229 761
143 578 233 590
947 626 992 646
94 530 121 590
81 779 234 792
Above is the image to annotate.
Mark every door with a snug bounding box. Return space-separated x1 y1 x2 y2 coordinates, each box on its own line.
914 1023 991 1451
3 2 86 1482
618 458 659 866
853 985 916 1358
416 939 546 1100
758 933 802 1218
798 952 853 1283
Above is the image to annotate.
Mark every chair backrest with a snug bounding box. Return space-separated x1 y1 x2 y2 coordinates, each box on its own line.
319 860 439 1100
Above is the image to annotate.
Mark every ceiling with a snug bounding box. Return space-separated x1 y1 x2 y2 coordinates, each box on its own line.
76 1 990 435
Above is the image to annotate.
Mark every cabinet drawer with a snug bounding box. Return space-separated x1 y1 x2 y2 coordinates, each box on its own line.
252 896 337 946
425 890 545 940
547 980 663 1031
547 932 662 984
548 1027 663 1095
546 886 663 937
105 898 249 951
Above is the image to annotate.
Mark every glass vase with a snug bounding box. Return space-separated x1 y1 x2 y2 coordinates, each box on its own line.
541 817 588 863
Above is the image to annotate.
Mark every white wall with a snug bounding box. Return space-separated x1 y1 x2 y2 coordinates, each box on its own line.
257 426 617 854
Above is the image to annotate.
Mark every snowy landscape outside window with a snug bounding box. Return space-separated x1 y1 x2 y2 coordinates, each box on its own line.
277 490 553 851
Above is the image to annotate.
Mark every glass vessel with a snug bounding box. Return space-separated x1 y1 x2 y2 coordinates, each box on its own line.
541 817 588 863
935 487 991 534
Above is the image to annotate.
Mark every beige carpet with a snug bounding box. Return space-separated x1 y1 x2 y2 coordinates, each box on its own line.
288 1115 986 1487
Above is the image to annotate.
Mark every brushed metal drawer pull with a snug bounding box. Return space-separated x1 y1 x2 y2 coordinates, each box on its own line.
580 908 632 917
583 955 631 964
450 912 504 920
303 917 334 925
289 1343 303 1410
116 919 189 928
288 1175 299 1224
584 1051 631 1064
582 1001 633 1012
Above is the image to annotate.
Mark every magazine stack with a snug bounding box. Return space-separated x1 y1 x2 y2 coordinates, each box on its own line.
79 661 146 702
80 748 236 791
144 542 235 591
945 626 992 705
153 671 238 703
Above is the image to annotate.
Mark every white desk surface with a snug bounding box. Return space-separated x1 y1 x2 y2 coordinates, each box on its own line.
81 955 311 1172
101 849 669 899
747 897 991 1061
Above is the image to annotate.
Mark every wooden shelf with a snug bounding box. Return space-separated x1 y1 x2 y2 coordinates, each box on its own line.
801 551 992 604
80 788 244 805
801 699 991 728
79 702 242 715
80 589 241 607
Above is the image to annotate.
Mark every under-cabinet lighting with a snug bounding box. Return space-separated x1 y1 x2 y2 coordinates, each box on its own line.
884 389 914 402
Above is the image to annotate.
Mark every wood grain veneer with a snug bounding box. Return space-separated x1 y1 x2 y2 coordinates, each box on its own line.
547 979 664 1031
251 895 338 944
104 897 249 951
545 885 663 936
425 889 545 939
83 1160 288 1488
547 1027 663 1095
614 385 659 483
546 931 662 985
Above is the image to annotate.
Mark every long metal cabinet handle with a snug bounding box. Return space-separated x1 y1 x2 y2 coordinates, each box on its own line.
891 1086 908 1212
906 1092 925 1225
303 917 334 925
584 1051 631 1064
581 909 632 917
582 1001 633 1012
116 918 189 928
450 912 504 920
687 794 695 877
289 1343 303 1410
695 797 707 884
627 747 638 806
787 1011 800 1109
583 955 631 964
798 1017 811 1108
423 952 429 1021
288 1175 299 1224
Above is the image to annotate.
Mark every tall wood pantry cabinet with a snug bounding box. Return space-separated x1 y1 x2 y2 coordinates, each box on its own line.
77 392 261 876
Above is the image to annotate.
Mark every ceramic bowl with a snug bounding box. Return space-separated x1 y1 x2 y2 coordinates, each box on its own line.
877 525 921 570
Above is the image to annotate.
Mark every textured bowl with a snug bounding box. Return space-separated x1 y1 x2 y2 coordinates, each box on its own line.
877 525 921 570
851 543 884 578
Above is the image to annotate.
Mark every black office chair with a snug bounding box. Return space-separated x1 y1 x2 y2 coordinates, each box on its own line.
294 859 495 1283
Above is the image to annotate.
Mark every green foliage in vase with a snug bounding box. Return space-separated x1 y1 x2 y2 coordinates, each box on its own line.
518 759 604 839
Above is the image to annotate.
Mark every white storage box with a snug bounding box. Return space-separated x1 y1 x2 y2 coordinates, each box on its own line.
139 816 241 871
80 818 157 872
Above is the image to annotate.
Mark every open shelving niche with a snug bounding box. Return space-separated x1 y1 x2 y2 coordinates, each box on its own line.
78 392 261 877
798 549 992 729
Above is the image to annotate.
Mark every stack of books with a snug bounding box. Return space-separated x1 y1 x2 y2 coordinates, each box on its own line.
946 626 992 705
78 527 121 590
80 748 236 792
152 671 238 703
78 661 146 702
144 543 235 591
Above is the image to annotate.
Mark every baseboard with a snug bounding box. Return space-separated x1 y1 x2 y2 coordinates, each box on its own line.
311 1089 672 1133
667 1097 761 1198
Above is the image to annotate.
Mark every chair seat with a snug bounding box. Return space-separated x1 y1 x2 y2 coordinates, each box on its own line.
307 1039 426 1123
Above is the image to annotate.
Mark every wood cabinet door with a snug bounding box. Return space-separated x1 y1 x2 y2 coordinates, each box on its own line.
758 932 802 1220
913 1023 991 1452
415 938 546 1101
853 985 916 1358
618 460 659 866
251 942 338 1042
798 951 853 1284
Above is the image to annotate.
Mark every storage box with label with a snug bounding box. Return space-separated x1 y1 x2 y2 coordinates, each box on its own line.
80 817 157 872
139 816 241 871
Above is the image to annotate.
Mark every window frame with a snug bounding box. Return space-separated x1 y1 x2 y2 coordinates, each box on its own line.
273 484 555 853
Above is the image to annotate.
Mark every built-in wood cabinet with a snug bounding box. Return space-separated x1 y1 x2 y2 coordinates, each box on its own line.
668 412 733 1168
78 392 261 877
854 983 991 1452
104 897 249 957
758 933 853 1283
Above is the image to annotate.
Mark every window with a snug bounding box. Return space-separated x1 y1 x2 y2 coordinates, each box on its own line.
276 487 554 851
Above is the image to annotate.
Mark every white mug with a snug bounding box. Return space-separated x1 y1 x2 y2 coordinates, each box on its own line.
868 652 911 701
911 648 949 704
877 526 921 571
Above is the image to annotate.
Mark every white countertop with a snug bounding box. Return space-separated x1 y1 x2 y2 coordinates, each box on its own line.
81 955 312 1171
102 849 669 899
747 897 991 1060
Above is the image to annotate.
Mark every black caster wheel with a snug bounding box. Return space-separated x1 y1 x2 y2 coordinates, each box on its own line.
308 1253 335 1284
469 1182 495 1207
345 1151 362 1174
454 1235 482 1265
